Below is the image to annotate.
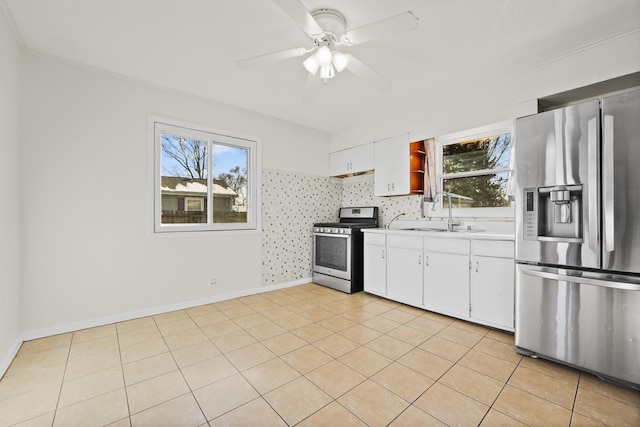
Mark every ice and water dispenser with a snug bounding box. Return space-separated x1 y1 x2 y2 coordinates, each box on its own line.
523 185 583 241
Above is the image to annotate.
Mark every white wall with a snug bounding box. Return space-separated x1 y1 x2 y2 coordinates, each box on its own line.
19 54 329 335
329 30 640 151
0 9 23 372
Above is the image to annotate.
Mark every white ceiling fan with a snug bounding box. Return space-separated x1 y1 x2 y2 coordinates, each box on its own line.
236 0 419 101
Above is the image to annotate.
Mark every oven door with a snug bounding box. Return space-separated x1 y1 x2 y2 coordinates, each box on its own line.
313 232 351 280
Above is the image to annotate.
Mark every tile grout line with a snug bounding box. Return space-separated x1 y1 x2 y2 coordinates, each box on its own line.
114 324 133 427
172 306 223 426
478 348 530 426
199 296 303 425
48 333 73 427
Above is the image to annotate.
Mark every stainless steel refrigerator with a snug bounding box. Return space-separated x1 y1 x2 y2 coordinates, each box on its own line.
514 88 640 390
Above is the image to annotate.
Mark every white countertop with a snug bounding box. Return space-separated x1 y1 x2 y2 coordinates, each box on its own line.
363 227 515 241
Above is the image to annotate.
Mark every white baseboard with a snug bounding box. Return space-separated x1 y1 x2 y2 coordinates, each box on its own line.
1 277 312 378
0 337 23 378
21 278 311 342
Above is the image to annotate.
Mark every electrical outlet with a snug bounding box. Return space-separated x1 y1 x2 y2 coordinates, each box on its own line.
209 279 219 286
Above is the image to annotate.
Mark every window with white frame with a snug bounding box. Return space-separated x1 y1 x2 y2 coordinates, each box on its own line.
433 121 514 216
151 117 260 233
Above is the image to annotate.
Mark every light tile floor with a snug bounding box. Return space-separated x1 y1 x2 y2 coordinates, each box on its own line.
1 283 639 426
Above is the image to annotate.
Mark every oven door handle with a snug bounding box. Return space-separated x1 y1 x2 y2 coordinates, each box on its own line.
313 233 351 238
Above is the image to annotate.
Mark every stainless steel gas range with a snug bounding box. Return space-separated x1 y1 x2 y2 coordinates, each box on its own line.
312 207 379 293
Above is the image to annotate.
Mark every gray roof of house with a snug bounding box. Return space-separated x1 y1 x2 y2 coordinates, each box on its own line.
161 176 237 197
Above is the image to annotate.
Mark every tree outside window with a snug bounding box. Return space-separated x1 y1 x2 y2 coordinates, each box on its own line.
441 133 513 208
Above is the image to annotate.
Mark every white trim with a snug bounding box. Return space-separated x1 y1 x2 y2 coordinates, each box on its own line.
435 120 513 146
20 278 311 342
0 337 23 378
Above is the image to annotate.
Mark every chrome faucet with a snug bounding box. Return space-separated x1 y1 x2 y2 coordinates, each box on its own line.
432 191 471 231
386 212 406 229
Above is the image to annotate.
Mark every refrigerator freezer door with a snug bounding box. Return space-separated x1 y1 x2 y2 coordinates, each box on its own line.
515 100 600 269
515 264 640 388
601 89 640 274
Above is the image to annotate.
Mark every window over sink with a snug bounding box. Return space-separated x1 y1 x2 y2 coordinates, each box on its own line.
431 121 514 217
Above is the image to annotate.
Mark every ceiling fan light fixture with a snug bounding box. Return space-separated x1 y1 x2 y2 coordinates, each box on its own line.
303 54 319 74
319 63 335 80
332 51 351 72
316 46 333 66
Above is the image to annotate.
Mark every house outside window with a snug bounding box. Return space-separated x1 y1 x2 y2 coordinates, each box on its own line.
150 117 260 233
432 121 514 217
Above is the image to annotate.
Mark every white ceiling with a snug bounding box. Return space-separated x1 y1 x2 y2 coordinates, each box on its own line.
2 0 639 132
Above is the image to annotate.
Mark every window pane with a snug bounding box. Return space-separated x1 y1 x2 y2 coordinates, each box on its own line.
442 133 512 174
443 172 511 208
212 144 248 224
160 134 208 224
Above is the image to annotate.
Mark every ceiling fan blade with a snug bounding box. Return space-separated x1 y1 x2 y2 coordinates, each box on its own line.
302 73 322 103
236 47 309 68
340 11 418 46
346 56 393 93
272 0 324 37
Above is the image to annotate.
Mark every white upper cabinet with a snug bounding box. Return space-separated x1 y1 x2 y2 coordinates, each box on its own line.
329 143 374 177
374 134 410 196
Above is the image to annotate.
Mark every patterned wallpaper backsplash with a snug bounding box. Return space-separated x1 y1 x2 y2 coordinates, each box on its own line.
340 179 423 227
261 170 422 286
261 169 341 285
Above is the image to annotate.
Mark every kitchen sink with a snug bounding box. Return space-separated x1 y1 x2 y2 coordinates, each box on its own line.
402 227 483 233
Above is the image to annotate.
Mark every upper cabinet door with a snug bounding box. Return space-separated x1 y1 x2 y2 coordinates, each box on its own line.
374 134 410 196
329 143 374 177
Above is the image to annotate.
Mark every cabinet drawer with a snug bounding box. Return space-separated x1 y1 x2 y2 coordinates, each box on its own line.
423 237 469 254
473 240 514 258
364 233 386 246
387 234 423 250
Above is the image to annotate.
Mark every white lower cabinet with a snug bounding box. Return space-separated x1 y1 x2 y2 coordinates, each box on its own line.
424 251 470 319
363 231 515 332
423 237 470 319
469 240 515 330
363 233 387 296
386 235 423 305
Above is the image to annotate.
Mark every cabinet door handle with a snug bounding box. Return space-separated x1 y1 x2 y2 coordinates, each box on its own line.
475 261 479 273
382 249 385 260
418 254 422 265
425 255 429 266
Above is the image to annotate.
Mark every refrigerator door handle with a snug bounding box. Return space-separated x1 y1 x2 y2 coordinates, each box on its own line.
587 117 598 251
521 268 640 291
603 114 615 253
